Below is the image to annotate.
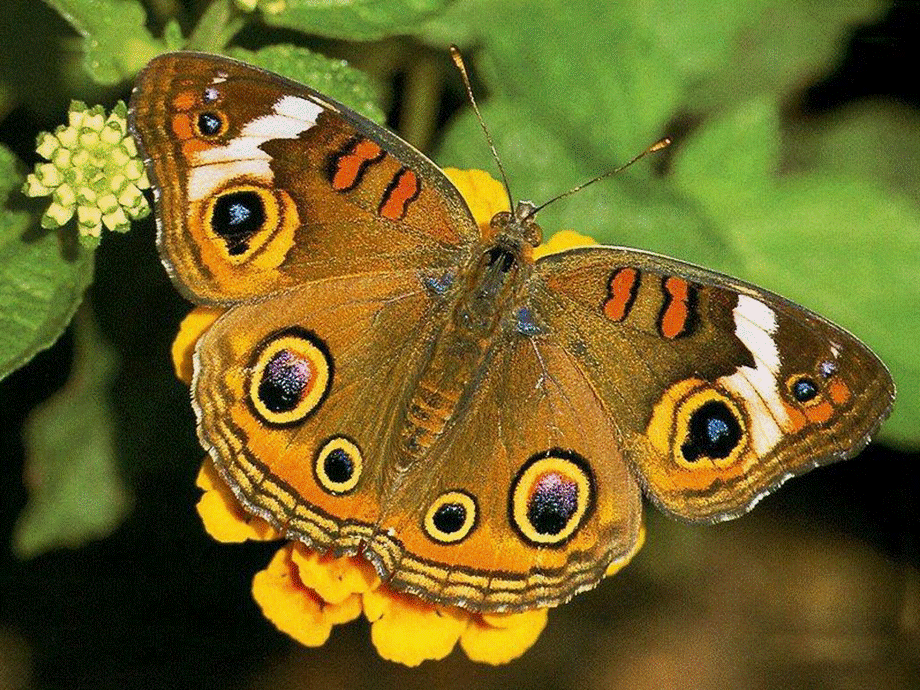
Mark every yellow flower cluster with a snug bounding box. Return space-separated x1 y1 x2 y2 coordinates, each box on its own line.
22 101 150 241
175 169 644 665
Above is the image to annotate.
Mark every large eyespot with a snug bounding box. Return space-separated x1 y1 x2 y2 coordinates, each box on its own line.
681 400 743 462
248 328 332 426
674 388 747 467
194 110 227 138
210 188 270 256
314 436 363 495
423 491 478 544
202 184 298 267
510 451 594 547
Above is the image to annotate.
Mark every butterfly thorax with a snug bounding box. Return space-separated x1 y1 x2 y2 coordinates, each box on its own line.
396 207 541 468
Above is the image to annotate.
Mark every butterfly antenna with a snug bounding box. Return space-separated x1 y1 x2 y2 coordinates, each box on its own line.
449 45 515 210
523 137 672 220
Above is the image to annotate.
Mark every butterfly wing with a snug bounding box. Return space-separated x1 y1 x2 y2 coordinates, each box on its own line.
193 268 642 612
529 246 894 523
129 52 479 304
370 333 643 612
193 270 446 552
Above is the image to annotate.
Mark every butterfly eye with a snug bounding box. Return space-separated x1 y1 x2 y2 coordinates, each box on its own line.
314 437 363 495
195 111 227 138
510 451 594 547
248 328 332 426
423 491 478 544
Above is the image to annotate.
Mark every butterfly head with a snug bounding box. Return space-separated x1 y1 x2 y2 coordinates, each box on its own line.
487 201 542 250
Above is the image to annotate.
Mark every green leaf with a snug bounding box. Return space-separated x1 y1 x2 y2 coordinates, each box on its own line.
261 0 449 40
42 0 163 84
14 309 131 557
422 0 884 157
438 97 734 266
0 146 95 381
229 46 386 123
785 101 920 208
673 99 920 445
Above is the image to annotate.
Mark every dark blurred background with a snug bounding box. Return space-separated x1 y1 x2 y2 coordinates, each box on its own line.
1 1 919 688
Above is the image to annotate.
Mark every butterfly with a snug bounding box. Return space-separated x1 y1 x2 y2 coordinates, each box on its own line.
129 52 894 613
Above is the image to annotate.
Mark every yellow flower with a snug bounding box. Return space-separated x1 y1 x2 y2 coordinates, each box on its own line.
179 169 643 665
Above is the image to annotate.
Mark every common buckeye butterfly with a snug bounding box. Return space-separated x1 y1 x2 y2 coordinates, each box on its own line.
129 52 894 612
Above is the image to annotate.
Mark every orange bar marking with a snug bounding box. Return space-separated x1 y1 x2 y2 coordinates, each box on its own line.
379 169 420 220
603 267 639 321
181 138 209 158
659 276 694 339
171 113 194 140
172 91 197 112
828 379 851 405
332 139 384 191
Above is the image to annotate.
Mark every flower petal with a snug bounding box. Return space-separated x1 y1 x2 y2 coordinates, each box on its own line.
290 544 379 605
533 229 597 259
172 307 226 385
253 545 362 647
443 168 510 230
195 460 280 543
460 608 548 665
364 587 469 666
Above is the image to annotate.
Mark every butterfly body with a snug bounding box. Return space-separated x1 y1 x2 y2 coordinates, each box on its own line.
130 52 894 613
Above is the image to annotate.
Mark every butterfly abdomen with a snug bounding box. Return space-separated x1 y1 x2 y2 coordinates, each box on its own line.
397 244 530 464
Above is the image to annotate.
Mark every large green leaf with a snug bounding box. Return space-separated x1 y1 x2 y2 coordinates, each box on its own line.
229 45 385 123
14 309 131 557
0 146 94 381
262 0 449 40
422 0 884 156
41 0 163 84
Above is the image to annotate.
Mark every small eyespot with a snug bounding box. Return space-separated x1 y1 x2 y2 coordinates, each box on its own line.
423 491 478 544
681 400 743 463
248 329 332 426
790 376 820 403
195 111 226 137
510 451 594 547
314 437 362 495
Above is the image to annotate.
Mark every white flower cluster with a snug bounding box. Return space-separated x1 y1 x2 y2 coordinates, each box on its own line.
23 101 150 240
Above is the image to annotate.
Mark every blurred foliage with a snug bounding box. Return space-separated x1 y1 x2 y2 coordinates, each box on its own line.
0 0 918 684
13 307 130 556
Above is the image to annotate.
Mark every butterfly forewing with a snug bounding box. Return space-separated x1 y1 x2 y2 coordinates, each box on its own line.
130 52 480 305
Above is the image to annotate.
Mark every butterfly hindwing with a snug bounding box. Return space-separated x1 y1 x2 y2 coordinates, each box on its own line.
369 333 643 612
193 270 445 551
